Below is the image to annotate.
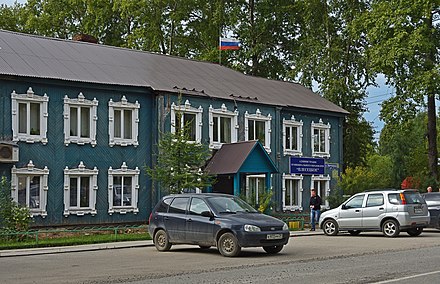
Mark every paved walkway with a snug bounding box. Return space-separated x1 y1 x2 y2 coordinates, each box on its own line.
0 229 321 257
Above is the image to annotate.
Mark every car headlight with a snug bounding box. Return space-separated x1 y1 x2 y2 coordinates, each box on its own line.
244 224 261 232
283 223 289 231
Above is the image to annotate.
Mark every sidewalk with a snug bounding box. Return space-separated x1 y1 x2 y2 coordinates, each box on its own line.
0 229 321 258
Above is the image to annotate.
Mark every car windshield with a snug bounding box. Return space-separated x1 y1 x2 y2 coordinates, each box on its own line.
207 196 258 214
424 193 440 202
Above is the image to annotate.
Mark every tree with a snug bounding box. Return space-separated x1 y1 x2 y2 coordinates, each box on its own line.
147 106 213 195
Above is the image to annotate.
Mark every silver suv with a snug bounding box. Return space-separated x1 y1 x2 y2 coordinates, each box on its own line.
319 189 430 237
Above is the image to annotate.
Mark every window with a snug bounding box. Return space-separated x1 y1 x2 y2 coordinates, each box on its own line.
312 175 331 209
283 116 303 156
366 194 384 207
283 174 303 211
156 197 173 213
170 100 203 143
189 198 210 215
345 194 365 209
311 119 331 158
245 109 271 153
108 162 140 215
63 161 98 216
244 174 267 205
11 160 49 217
109 96 140 147
63 93 98 147
208 104 238 149
11 87 49 144
168 197 189 214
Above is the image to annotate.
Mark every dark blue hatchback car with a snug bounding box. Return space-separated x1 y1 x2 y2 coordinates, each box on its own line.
148 193 290 257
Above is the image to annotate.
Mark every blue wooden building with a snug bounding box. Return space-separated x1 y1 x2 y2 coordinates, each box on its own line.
0 30 347 227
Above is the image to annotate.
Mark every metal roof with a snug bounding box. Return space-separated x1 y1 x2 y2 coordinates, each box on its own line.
0 30 348 115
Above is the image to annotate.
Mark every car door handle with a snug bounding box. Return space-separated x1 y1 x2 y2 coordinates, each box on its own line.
379 208 384 210
164 217 169 220
355 210 360 212
186 219 192 222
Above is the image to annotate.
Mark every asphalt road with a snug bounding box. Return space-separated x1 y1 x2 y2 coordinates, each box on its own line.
1 230 439 284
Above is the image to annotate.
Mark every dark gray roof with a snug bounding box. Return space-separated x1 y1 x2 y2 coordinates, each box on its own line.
0 30 348 114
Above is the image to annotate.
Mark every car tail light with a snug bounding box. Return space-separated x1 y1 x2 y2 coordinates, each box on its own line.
148 213 153 224
399 193 407 205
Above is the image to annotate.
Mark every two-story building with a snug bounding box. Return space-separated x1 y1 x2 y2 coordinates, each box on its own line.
0 30 347 227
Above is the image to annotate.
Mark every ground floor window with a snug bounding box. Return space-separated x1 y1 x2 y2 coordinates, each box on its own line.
243 174 266 207
63 162 98 216
311 175 330 209
283 174 303 211
108 163 140 215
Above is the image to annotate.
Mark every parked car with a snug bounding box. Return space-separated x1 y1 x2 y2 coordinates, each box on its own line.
422 192 440 229
148 193 290 257
319 189 430 237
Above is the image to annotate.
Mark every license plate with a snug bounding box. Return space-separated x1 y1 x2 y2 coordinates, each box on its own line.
266 234 283 240
414 206 423 214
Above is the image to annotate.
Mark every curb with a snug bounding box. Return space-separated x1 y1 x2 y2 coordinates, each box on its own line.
0 230 322 258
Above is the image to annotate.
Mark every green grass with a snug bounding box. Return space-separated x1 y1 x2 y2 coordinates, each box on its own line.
0 232 151 250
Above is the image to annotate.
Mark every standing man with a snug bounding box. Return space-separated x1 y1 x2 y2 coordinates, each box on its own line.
427 186 433 193
309 188 322 231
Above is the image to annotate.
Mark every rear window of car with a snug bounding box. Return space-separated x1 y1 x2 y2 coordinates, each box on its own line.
156 197 172 213
403 192 424 204
424 193 440 202
168 197 189 214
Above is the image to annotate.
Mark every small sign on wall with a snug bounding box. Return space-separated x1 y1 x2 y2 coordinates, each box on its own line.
290 157 325 175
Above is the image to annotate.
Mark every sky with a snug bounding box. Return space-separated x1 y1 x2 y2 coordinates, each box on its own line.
1 0 392 138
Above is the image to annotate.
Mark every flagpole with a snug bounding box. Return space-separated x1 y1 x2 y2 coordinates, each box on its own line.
219 0 222 65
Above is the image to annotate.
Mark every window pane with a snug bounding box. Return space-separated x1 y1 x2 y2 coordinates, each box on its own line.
293 180 298 205
114 110 121 138
366 194 384 207
256 121 265 144
257 177 265 199
292 127 298 150
29 176 40 209
70 177 78 207
18 103 27 134
249 120 255 140
30 103 40 135
124 110 132 139
213 117 219 142
18 176 27 206
320 129 325 152
285 126 291 150
313 129 319 152
70 107 78 136
80 177 90 207
183 113 196 141
168 197 189 214
113 176 122 206
286 180 291 206
123 177 132 206
189 198 210 215
80 107 90 138
220 117 231 143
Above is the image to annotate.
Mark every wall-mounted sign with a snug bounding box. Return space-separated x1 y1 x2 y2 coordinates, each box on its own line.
290 157 325 175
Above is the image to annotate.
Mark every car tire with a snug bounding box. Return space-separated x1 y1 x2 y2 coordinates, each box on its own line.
154 229 172 251
406 227 423 237
218 232 241 257
199 245 211 249
323 219 339 236
348 230 362 236
382 219 400 237
263 245 284 254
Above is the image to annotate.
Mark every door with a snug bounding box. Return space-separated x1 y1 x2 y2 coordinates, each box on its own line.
338 194 365 228
362 193 385 228
186 197 216 244
165 197 189 242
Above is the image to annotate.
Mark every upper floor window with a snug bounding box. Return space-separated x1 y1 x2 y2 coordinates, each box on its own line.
11 87 49 145
11 160 49 217
63 161 98 216
282 174 303 211
108 162 140 215
311 119 331 158
209 104 238 149
283 115 303 156
63 93 98 147
312 174 331 209
170 100 203 143
245 109 271 153
108 96 140 147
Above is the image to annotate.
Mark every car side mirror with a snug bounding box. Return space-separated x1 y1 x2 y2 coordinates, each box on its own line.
201 211 214 218
341 204 347 210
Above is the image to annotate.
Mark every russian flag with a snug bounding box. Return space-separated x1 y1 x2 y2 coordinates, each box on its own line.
219 37 240 50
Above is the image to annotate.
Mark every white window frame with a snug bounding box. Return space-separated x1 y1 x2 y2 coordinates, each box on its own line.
311 174 331 209
11 87 49 145
170 100 203 143
63 93 98 147
245 109 272 153
245 174 269 205
283 115 303 156
108 96 140 147
108 162 140 215
208 104 238 149
282 173 303 211
11 160 49 217
311 119 331 158
63 161 98 216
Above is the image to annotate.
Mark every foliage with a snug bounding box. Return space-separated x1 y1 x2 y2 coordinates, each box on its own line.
0 177 32 234
327 187 347 209
240 188 273 213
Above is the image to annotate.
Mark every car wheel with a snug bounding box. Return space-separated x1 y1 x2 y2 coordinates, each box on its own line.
382 219 400 237
154 229 172 251
217 232 241 257
263 245 284 254
407 227 423 237
199 245 211 249
323 219 339 236
348 230 361 236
